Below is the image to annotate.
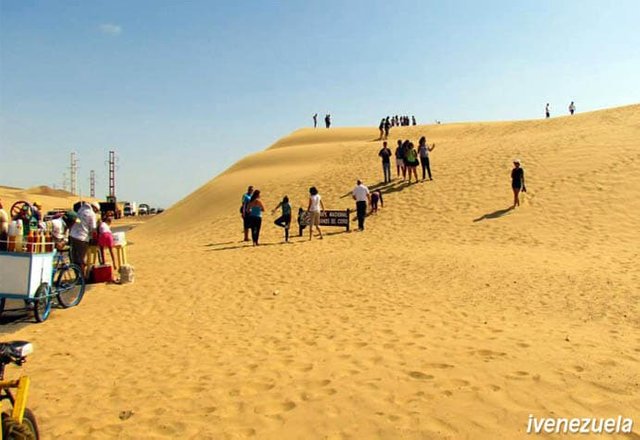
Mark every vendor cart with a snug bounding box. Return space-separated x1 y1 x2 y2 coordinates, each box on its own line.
0 251 54 322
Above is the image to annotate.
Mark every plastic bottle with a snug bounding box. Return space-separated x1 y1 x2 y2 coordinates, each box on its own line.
26 231 34 253
15 220 24 252
7 221 16 252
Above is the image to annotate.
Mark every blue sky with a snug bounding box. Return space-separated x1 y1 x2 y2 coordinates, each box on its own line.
1 0 639 207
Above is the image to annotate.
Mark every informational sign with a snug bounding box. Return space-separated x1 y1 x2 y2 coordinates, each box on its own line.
302 209 350 231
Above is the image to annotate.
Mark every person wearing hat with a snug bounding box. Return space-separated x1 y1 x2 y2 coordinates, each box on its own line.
50 211 78 251
69 201 100 275
511 159 527 208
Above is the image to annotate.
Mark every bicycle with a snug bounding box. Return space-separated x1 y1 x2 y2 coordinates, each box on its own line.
52 248 85 309
0 341 39 439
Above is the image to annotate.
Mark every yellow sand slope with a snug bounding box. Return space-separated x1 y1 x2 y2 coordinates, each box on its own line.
5 105 640 439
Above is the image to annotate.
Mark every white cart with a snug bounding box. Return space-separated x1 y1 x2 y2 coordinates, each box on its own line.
0 251 55 322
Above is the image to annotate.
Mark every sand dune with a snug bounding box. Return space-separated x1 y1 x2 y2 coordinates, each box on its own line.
2 105 639 439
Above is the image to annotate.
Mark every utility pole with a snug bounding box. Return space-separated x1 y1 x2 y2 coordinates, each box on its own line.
108 150 117 198
70 152 78 195
90 170 96 197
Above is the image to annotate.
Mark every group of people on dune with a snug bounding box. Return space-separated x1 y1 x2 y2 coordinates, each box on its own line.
378 115 417 139
378 136 436 184
239 181 385 246
238 126 527 246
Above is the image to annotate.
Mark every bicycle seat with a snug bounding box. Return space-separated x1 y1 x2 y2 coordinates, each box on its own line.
0 341 33 365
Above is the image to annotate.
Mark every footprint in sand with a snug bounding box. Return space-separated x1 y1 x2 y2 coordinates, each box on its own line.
425 363 455 369
408 371 434 380
254 400 297 416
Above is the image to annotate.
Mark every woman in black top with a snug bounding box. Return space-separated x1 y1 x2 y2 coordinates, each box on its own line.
511 159 526 208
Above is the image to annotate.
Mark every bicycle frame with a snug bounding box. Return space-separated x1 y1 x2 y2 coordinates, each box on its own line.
0 376 30 424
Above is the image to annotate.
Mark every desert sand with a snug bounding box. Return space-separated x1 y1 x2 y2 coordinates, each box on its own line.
1 105 639 439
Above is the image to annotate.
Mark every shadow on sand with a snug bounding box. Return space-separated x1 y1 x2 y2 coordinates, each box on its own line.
205 229 350 252
473 206 514 222
339 179 417 199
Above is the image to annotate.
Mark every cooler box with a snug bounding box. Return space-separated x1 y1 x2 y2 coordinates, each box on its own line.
90 264 113 283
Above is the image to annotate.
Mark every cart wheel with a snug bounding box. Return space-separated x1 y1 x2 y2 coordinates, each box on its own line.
33 283 52 323
55 264 85 308
10 201 33 219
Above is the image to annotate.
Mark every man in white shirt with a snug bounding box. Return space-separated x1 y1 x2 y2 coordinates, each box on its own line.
352 180 371 231
70 201 99 274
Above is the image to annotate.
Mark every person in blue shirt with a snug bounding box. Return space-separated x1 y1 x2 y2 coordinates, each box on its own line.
246 189 265 246
271 195 292 242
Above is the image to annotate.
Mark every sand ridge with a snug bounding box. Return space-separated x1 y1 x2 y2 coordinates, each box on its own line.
1 105 639 439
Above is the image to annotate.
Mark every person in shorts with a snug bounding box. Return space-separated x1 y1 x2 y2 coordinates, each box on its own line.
394 139 405 179
307 186 325 240
511 159 527 208
98 211 117 270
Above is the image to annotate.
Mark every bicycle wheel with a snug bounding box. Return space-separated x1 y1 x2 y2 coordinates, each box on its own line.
55 264 86 308
1 408 39 440
33 283 51 323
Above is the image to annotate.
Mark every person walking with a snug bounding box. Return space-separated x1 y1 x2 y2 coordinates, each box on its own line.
325 114 331 128
313 113 318 128
352 180 371 231
378 141 392 183
240 185 254 241
404 142 420 183
246 190 265 246
395 139 405 180
271 195 292 242
412 115 416 126
417 136 436 180
569 101 576 115
511 159 526 208
307 187 325 240
378 118 385 140
545 103 550 119
384 117 391 139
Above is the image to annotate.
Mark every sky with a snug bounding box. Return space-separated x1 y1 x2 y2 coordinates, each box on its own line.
1 0 639 208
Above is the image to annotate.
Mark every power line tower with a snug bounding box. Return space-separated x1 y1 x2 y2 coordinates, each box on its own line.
70 152 78 195
90 170 96 197
108 150 117 198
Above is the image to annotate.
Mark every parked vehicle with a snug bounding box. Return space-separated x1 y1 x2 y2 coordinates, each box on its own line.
138 204 150 216
149 208 157 215
44 208 67 221
123 202 137 217
99 202 121 219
